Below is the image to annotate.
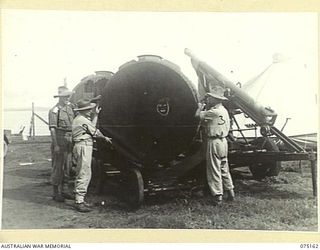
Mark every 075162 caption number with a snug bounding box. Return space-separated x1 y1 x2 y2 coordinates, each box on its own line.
300 244 319 249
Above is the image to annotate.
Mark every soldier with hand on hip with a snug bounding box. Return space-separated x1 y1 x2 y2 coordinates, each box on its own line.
195 84 235 205
48 86 75 202
72 99 112 213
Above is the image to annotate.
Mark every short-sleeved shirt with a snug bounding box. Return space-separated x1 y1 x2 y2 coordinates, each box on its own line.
200 103 230 138
48 103 74 132
72 114 97 143
48 103 74 146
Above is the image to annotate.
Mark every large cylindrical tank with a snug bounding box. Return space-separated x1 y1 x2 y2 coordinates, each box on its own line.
99 55 199 166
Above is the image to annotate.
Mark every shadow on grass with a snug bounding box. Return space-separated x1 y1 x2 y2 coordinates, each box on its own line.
4 167 51 179
234 175 312 200
2 181 76 211
231 166 313 200
126 214 189 229
2 180 131 215
96 165 312 209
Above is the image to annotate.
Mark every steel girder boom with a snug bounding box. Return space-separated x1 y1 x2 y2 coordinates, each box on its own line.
184 48 305 152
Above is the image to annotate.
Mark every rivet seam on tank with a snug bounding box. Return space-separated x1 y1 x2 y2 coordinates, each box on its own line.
157 97 170 116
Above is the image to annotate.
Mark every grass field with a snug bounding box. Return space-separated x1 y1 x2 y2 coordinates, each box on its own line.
2 140 318 231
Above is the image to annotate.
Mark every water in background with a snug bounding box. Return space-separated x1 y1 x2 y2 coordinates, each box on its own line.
3 110 50 136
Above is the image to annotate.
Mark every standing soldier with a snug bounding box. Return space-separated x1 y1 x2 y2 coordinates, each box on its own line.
48 86 75 202
195 84 235 205
72 99 111 212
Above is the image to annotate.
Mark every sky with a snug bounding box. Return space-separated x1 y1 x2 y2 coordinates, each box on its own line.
1 10 318 135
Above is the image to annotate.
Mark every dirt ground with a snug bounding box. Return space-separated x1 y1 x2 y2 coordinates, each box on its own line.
1 139 318 230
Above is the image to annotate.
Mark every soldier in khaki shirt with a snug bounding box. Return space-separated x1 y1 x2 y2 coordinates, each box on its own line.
48 86 75 202
195 85 235 205
72 99 112 212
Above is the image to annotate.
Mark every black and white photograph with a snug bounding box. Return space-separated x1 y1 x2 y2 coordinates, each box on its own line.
1 10 318 233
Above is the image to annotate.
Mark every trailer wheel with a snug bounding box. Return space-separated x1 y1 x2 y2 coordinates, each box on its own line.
249 137 281 179
123 168 144 209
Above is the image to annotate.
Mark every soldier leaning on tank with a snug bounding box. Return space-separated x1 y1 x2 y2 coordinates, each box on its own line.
87 95 106 194
48 86 75 202
195 85 235 205
72 99 112 213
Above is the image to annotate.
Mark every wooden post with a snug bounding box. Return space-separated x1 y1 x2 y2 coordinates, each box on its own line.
29 116 32 139
309 151 317 197
32 102 35 140
299 160 303 175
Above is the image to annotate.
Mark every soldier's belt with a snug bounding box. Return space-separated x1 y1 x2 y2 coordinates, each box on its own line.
56 128 72 132
74 140 93 146
207 135 226 140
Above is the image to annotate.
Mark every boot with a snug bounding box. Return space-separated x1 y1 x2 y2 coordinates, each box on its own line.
226 189 235 201
62 192 75 200
74 203 92 213
53 185 65 202
62 184 75 200
83 201 94 208
212 195 222 206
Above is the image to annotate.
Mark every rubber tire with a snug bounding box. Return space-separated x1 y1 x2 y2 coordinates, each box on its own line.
249 137 281 179
123 168 144 209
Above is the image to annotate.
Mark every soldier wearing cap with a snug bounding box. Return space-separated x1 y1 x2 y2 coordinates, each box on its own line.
195 84 235 205
48 86 75 202
72 99 112 212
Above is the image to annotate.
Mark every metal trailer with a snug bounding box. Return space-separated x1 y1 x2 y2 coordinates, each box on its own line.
184 49 316 192
72 52 317 208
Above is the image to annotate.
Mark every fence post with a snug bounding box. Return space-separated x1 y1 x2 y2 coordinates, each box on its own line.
309 151 317 197
32 103 35 140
